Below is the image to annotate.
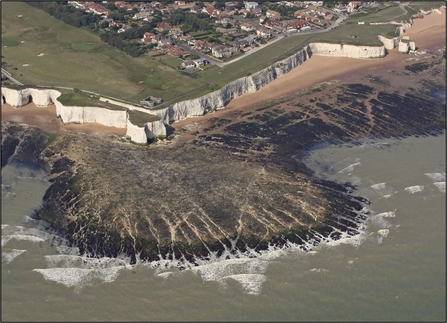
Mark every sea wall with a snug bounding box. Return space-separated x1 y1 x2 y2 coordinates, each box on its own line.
308 42 386 58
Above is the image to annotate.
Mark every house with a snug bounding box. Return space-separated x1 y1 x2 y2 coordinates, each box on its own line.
202 5 216 16
169 27 183 39
157 38 172 47
187 39 197 46
194 58 209 66
233 39 250 49
190 4 201 13
194 40 206 51
182 60 196 69
288 20 309 29
142 32 156 43
266 9 281 19
212 44 234 58
133 11 152 20
240 22 255 31
256 27 272 38
244 1 259 11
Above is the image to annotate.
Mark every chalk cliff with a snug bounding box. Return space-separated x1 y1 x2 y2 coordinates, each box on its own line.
2 42 389 143
1 87 162 143
1 87 59 107
156 46 313 124
55 104 128 128
378 35 400 50
308 42 386 58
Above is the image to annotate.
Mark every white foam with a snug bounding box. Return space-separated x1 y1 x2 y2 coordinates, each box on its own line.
1 224 9 229
338 162 361 174
2 234 45 247
404 185 424 194
2 249 27 264
371 182 386 190
310 268 329 273
376 210 396 218
425 173 446 182
433 182 446 193
33 266 128 288
377 229 389 237
222 274 266 295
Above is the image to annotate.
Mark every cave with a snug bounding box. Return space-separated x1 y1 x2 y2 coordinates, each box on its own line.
28 95 33 104
2 95 5 104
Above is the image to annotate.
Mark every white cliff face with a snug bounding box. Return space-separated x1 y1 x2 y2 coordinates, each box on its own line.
1 87 60 107
399 41 410 53
162 46 312 123
1 41 393 144
378 35 400 50
146 120 166 138
308 42 386 58
55 104 128 128
125 119 148 144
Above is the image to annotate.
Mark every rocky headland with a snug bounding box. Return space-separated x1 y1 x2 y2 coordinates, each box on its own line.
2 45 445 266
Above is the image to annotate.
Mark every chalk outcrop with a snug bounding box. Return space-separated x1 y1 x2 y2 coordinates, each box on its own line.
378 35 400 50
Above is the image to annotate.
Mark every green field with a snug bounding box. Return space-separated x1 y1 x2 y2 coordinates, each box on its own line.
2 36 20 46
128 109 160 127
71 43 96 51
347 4 405 23
1 2 206 104
1 1 430 108
57 91 127 111
312 24 398 46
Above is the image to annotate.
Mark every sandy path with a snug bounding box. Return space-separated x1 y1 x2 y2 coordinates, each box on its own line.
1 103 127 136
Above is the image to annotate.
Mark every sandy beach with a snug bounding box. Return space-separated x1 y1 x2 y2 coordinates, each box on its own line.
1 103 126 136
225 7 446 112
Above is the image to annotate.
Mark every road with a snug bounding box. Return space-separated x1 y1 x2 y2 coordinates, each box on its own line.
1 68 24 86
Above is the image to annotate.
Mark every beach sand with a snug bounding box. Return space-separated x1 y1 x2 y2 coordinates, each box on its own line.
173 7 445 132
2 7 444 138
1 103 126 136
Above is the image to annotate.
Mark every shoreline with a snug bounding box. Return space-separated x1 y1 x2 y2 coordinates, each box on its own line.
2 7 445 138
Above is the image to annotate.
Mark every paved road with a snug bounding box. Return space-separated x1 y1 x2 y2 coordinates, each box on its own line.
1 68 24 86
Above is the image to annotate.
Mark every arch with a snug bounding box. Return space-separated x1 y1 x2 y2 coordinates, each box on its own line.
2 95 6 104
28 94 33 104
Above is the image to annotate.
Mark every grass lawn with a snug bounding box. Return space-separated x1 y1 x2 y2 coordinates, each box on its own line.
2 36 20 46
128 109 160 127
346 5 405 23
1 2 206 104
71 43 96 51
57 91 127 111
312 24 398 46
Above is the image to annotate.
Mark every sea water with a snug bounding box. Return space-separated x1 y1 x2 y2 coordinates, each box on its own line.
2 132 445 321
